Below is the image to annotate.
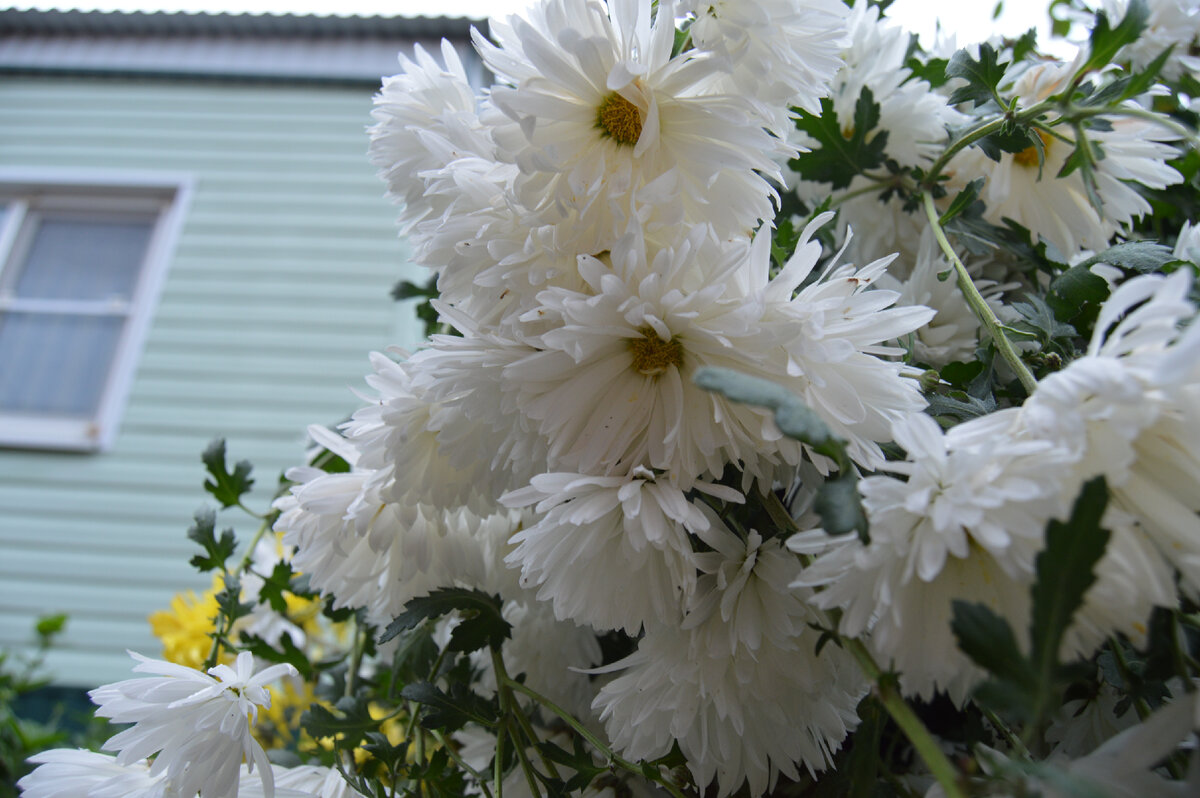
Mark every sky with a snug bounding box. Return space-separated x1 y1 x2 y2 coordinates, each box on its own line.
7 0 1066 50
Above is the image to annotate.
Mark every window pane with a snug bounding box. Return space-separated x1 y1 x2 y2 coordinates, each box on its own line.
0 311 123 416
14 214 153 301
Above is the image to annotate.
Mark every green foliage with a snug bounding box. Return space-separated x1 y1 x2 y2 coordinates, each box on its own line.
790 88 889 189
393 275 442 338
399 681 499 732
693 366 869 541
945 42 1009 108
202 439 255 509
186 508 237 572
1079 0 1148 77
379 588 512 654
953 478 1110 726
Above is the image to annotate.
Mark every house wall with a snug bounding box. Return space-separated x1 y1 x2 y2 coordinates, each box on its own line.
0 74 421 685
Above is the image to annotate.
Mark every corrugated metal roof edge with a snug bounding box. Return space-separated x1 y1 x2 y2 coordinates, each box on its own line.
0 8 481 40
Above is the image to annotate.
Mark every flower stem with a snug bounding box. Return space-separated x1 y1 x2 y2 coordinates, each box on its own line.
922 192 1039 395
502 677 689 798
846 639 967 798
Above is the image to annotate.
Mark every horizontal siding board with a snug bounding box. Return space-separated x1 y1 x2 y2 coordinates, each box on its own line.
0 73 422 685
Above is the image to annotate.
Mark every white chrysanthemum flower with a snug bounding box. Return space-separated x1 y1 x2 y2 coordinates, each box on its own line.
88 651 296 798
17 749 168 798
749 214 935 471
478 0 790 244
1019 270 1200 597
798 411 1074 703
369 39 494 232
273 467 491 627
341 351 498 515
1103 0 1200 80
239 765 368 798
470 597 604 717
594 553 863 798
1173 219 1200 265
501 467 739 634
512 224 810 485
829 1 962 168
682 0 847 122
954 59 1182 255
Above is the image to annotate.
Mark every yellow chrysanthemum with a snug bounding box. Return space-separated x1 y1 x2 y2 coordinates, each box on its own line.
147 575 223 669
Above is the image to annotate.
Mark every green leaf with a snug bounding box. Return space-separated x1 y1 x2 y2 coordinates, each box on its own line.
202 439 255 509
214 573 254 625
34 614 67 639
1047 263 1111 330
939 177 986 226
813 473 869 543
790 88 889 189
1075 240 1176 274
1030 477 1110 685
693 366 851 470
906 55 951 89
1084 46 1174 107
186 508 237 572
952 601 1037 720
379 588 511 653
945 42 1008 107
255 560 297 615
1011 294 1078 348
400 681 498 731
301 695 377 746
239 631 314 680
1081 0 1149 76
926 391 998 421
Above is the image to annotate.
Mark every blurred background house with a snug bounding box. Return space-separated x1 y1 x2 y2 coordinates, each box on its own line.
0 7 480 686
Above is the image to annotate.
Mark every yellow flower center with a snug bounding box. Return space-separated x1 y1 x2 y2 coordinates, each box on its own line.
1013 130 1052 168
628 326 683 376
597 91 644 146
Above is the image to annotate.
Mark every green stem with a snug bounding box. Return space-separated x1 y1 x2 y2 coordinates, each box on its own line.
432 730 495 798
846 639 967 798
502 677 689 798
203 516 273 669
922 192 1039 395
983 707 1030 759
922 99 1056 189
1065 103 1200 149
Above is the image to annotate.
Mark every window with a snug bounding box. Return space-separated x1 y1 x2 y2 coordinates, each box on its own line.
0 173 190 451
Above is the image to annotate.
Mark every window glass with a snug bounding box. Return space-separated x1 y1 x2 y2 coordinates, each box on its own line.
13 214 153 302
0 312 124 416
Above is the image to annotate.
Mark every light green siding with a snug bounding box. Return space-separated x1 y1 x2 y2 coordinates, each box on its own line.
0 75 422 685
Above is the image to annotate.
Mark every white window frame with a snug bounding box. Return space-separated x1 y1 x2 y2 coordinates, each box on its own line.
0 169 193 452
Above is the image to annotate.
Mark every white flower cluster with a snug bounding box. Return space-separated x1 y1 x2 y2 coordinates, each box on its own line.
21 1 1200 797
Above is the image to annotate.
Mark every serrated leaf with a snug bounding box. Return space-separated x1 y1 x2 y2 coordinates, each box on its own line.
1076 240 1176 274
946 42 1008 107
379 588 511 653
186 508 237 572
301 695 377 745
926 392 998 421
400 681 497 731
814 473 869 543
255 560 297 615
1047 263 1111 330
790 88 889 189
939 177 986 226
1030 477 1110 682
1081 0 1149 76
1012 294 1078 344
938 360 985 389
214 573 253 625
202 439 255 509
